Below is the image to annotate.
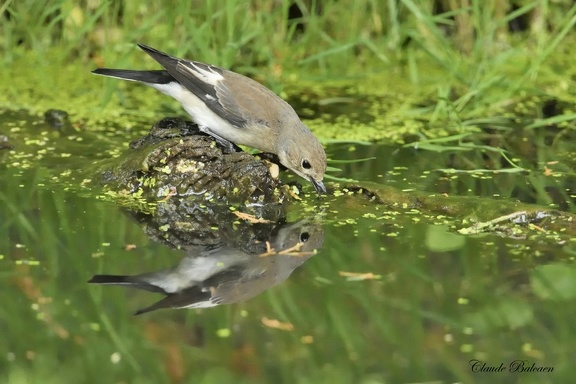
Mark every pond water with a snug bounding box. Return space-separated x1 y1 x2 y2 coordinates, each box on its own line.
1 109 575 383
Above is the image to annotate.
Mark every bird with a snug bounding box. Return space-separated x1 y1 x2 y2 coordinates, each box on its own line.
92 43 327 194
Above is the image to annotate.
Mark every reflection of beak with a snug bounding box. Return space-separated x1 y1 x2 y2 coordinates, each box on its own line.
310 177 327 194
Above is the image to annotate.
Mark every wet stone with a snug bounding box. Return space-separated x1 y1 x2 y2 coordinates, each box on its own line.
44 109 71 131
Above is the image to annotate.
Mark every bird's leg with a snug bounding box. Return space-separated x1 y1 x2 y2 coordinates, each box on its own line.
199 126 240 153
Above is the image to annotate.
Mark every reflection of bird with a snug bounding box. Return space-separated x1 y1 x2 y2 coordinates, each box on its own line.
88 221 324 315
93 44 327 194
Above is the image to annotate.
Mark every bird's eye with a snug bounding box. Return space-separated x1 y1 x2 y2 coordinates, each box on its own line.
302 160 311 169
300 232 310 242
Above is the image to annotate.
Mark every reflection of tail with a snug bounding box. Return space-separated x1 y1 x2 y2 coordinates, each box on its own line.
88 275 213 315
88 275 132 284
88 275 166 294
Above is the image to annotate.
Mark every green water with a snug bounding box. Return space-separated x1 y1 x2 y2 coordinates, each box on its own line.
1 110 575 383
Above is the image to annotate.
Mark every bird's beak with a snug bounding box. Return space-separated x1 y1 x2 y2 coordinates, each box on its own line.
310 177 327 195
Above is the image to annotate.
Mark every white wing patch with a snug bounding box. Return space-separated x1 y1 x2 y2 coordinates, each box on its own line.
179 61 224 85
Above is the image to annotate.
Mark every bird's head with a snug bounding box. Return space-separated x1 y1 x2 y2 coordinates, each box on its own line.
278 126 327 194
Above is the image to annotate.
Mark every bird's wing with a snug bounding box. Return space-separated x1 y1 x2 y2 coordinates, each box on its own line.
175 61 251 128
137 43 250 128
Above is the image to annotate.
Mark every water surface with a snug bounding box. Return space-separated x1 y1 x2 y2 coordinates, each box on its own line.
1 110 575 383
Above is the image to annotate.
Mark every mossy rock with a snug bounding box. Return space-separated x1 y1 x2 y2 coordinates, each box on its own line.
98 117 290 205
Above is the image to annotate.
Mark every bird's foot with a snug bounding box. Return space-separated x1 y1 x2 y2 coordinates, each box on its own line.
255 152 287 171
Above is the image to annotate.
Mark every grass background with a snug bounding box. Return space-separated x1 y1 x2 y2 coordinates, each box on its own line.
1 0 575 142
3 0 575 72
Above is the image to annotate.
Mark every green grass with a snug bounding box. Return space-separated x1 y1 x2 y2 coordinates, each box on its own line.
2 0 575 75
3 3 574 54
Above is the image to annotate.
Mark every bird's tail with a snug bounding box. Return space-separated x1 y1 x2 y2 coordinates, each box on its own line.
92 68 173 84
